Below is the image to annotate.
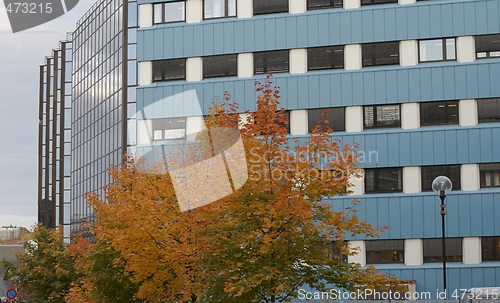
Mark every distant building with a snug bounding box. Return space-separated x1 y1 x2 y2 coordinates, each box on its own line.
0 227 22 241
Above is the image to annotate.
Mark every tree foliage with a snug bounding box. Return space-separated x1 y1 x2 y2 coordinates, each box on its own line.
87 76 402 302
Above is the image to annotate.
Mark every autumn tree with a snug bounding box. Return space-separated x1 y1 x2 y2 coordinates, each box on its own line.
88 76 401 303
65 239 140 303
1 224 79 303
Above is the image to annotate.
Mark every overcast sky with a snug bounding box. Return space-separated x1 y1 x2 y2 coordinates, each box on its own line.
0 0 94 229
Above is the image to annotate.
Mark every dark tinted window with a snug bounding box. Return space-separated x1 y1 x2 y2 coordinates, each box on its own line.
482 237 500 261
420 101 458 126
480 163 500 188
361 0 397 5
308 108 345 132
366 240 404 264
153 59 186 81
308 46 344 70
423 238 462 263
365 167 403 193
276 110 290 133
254 0 288 15
362 42 399 67
328 241 348 262
203 54 237 78
364 104 401 129
307 0 343 10
478 98 500 123
476 34 500 59
152 117 186 140
421 165 461 191
254 50 289 75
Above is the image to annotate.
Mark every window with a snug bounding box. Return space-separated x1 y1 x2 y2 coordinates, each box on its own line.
365 167 403 193
419 38 456 62
204 0 236 19
253 0 288 15
366 240 404 264
476 34 500 59
362 42 399 67
153 1 185 24
478 98 500 123
420 100 458 126
153 59 186 81
152 118 186 140
276 110 290 133
203 54 237 78
480 163 500 188
423 238 462 262
482 237 500 261
364 104 401 129
254 50 289 75
328 241 348 262
361 0 397 5
421 165 461 191
308 46 344 70
307 0 343 10
308 107 345 132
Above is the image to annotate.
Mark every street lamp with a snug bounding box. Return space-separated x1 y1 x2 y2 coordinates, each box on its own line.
432 176 453 299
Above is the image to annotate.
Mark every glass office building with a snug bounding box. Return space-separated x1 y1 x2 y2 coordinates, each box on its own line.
38 38 72 242
39 0 500 297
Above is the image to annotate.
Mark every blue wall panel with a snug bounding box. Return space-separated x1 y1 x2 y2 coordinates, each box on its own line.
138 0 500 60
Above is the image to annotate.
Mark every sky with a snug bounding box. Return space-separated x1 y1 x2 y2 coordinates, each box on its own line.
0 0 95 229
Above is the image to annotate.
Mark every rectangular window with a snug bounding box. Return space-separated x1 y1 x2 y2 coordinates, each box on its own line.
152 58 186 81
420 100 458 126
254 50 289 75
366 240 404 264
419 38 456 62
153 1 185 24
361 0 397 5
276 110 290 134
328 241 348 262
478 98 500 123
204 0 236 19
423 238 462 263
362 42 399 67
308 46 344 70
152 117 186 140
365 167 403 193
307 0 343 10
480 163 500 188
482 237 500 261
364 104 401 129
475 34 500 59
253 0 288 15
308 107 345 132
421 165 461 191
203 54 237 78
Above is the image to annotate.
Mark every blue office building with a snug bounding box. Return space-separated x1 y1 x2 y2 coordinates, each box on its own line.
38 0 500 298
133 0 500 298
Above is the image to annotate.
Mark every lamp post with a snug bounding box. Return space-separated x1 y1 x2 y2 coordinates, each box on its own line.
432 176 453 299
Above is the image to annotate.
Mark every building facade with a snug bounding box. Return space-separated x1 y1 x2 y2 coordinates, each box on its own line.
134 0 500 298
38 37 73 241
39 0 500 298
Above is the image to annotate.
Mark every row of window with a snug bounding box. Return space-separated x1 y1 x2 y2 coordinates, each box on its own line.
365 163 500 193
152 34 500 82
153 0 423 24
147 98 500 142
333 237 500 264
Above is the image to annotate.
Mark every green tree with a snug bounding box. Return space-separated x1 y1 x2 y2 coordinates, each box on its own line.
1 225 79 303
